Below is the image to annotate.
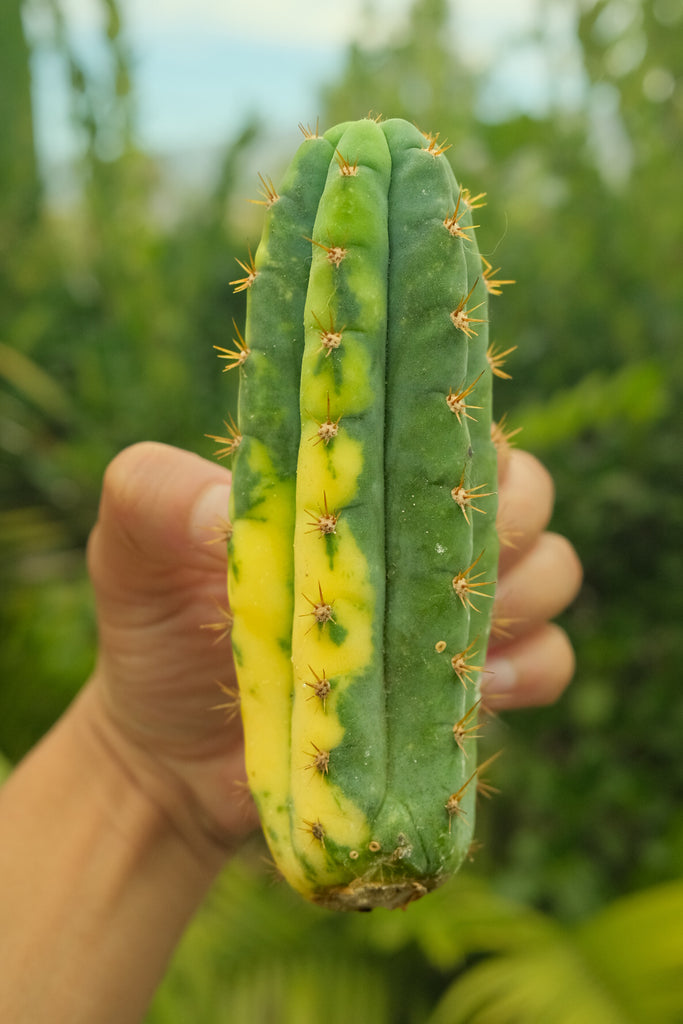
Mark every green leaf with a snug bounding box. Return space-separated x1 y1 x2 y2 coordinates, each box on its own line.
349 874 555 972
147 852 408 1023
429 942 627 1024
0 341 74 425
427 881 683 1024
512 361 669 452
576 880 683 1024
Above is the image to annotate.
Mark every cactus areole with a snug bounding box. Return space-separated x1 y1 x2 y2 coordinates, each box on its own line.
224 117 506 911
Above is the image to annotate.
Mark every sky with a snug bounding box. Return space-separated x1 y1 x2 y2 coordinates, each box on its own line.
26 0 580 173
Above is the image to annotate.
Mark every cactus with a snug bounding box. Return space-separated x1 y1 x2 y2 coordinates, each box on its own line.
220 117 511 911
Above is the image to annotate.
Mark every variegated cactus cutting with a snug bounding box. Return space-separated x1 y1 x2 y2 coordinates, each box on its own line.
216 116 514 911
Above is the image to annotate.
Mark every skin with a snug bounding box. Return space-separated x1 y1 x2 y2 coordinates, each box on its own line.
490 442 582 707
0 439 582 1024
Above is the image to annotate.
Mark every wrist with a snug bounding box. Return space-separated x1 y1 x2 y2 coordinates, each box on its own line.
0 685 223 1024
75 676 239 876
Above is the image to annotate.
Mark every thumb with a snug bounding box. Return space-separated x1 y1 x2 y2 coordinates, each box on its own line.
85 441 235 751
88 442 231 611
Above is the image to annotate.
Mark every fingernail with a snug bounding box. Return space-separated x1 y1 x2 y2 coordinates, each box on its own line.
190 483 231 544
483 656 517 694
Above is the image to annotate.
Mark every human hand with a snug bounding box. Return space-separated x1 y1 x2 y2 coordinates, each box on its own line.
0 439 575 1023
484 442 583 709
84 442 256 867
83 439 581 869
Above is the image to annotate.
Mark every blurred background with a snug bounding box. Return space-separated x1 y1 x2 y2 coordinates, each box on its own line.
1 0 682 1020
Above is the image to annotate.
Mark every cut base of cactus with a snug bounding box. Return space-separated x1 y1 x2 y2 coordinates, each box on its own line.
312 877 439 912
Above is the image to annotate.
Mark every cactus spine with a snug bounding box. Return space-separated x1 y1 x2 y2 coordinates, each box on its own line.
224 117 505 911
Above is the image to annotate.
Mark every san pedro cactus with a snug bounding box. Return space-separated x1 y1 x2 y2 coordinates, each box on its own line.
220 116 511 911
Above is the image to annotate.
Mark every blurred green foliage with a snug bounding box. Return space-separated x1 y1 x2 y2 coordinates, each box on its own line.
1 0 682 1019
1 0 252 757
148 848 683 1023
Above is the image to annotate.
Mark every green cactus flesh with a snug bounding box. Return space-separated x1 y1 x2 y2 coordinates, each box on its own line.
226 117 502 911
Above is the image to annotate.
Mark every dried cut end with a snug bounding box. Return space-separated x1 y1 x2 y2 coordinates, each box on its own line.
314 877 436 912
